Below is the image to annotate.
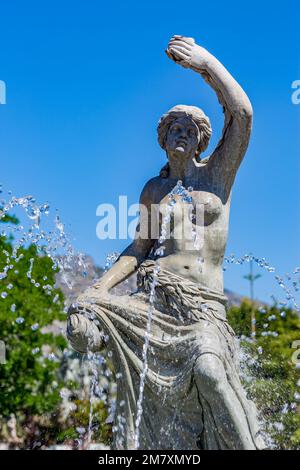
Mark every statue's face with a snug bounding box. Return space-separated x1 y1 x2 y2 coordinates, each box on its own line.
165 116 200 157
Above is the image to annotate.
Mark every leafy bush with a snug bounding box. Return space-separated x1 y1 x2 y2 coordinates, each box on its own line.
227 300 300 449
0 214 112 448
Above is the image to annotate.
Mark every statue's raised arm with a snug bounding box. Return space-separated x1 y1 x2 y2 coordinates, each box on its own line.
166 35 253 199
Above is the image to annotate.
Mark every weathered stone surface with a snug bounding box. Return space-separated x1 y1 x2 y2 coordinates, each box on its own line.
67 35 265 450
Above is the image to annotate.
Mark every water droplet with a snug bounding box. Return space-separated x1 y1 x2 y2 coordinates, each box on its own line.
76 427 86 435
47 353 58 361
55 215 64 234
274 422 284 431
154 246 165 257
59 388 70 398
282 403 289 414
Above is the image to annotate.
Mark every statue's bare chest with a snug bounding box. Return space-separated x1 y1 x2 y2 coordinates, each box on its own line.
158 188 223 227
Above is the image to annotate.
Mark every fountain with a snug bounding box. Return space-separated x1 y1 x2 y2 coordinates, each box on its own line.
0 179 299 450
67 35 273 450
1 35 299 452
0 188 114 449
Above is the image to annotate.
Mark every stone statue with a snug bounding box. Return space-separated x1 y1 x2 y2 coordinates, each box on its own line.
67 35 265 450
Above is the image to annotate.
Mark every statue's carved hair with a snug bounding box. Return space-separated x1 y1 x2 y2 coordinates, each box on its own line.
157 105 212 178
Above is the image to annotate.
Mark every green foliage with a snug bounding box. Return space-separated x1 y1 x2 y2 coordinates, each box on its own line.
56 399 112 445
0 209 19 226
0 238 67 417
0 216 111 448
227 300 300 449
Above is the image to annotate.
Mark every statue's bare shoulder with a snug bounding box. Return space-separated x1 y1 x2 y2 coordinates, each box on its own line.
140 176 165 206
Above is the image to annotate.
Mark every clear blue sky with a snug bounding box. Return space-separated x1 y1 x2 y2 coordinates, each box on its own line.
0 1 299 303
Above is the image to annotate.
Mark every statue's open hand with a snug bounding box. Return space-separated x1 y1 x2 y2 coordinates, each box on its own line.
166 35 203 70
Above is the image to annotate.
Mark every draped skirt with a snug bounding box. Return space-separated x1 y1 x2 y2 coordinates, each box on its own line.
74 259 265 450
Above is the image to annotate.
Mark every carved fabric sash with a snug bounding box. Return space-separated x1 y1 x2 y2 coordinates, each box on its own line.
137 259 236 342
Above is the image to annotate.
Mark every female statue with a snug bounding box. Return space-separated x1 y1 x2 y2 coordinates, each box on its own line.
67 36 265 450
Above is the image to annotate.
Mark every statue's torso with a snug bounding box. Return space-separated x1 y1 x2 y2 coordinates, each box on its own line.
148 173 230 292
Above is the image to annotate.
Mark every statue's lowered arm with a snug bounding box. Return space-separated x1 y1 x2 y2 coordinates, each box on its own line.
67 181 156 353
92 179 156 294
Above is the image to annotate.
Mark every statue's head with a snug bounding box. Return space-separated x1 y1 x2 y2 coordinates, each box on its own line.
157 105 212 160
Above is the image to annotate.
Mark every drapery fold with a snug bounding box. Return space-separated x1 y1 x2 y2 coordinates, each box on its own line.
74 259 265 450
